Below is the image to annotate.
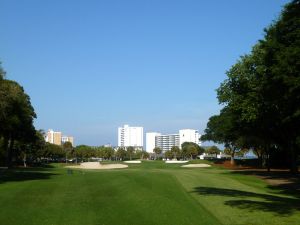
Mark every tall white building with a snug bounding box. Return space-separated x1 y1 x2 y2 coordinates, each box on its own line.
146 129 201 153
179 129 201 146
146 132 161 152
118 124 143 148
156 134 180 152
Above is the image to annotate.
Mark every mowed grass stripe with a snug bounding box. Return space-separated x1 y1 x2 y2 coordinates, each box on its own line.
172 167 300 225
0 166 221 225
1 162 299 225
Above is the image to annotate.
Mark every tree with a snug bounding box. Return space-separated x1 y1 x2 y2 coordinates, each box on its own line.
0 62 5 80
75 145 93 161
44 143 65 160
181 142 203 159
201 108 243 165
17 129 46 167
206 146 220 158
63 141 73 163
0 79 36 167
116 147 126 160
153 147 162 160
213 0 300 172
164 150 173 159
170 146 181 159
258 0 300 173
135 150 149 159
126 146 135 160
103 147 114 160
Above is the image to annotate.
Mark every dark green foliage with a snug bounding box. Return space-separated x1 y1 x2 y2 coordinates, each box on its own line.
44 143 65 159
0 73 37 167
126 146 135 160
135 150 149 159
164 150 173 159
170 146 181 159
153 147 162 159
115 147 126 160
0 62 5 80
181 142 203 159
206 146 221 157
203 0 300 172
75 145 95 160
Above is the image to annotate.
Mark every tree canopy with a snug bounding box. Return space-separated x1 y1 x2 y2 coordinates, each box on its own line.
202 0 300 172
181 142 203 159
0 73 37 167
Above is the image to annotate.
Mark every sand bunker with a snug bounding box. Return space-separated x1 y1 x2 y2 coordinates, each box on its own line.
181 164 211 168
165 160 188 164
124 160 141 164
66 162 128 170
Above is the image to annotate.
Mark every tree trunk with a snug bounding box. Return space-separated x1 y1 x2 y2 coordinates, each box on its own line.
259 155 263 168
289 144 298 174
3 137 10 167
23 153 27 168
254 149 263 168
230 151 235 165
5 135 14 168
265 145 270 172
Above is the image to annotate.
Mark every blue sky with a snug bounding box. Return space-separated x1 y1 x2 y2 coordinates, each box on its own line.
0 0 289 146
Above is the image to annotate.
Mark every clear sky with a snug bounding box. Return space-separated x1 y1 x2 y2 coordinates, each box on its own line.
0 0 289 146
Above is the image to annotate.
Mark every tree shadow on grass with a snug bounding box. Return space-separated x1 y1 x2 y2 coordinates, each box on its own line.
0 168 59 184
229 170 300 198
192 186 300 215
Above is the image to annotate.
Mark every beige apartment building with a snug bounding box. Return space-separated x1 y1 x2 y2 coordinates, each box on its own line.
45 129 74 146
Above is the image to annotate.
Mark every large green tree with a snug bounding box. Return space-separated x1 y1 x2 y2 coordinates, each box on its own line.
0 79 36 167
126 146 135 160
170 146 181 159
181 142 203 159
153 147 162 160
116 147 126 160
206 146 221 158
259 0 300 172
205 0 300 172
0 62 5 80
201 107 243 165
63 141 74 162
17 129 46 167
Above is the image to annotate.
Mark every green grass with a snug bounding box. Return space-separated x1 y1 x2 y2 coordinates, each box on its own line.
0 161 299 225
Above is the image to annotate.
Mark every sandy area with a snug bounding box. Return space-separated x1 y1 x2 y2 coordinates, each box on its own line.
165 160 188 164
181 164 211 168
66 162 128 170
123 160 142 164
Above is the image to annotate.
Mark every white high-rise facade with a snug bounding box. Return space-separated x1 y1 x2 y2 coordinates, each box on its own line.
118 124 143 148
146 132 161 152
155 134 180 152
179 129 201 146
146 129 201 153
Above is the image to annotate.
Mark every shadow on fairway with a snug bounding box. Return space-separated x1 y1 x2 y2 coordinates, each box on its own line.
192 186 300 215
229 170 300 198
0 168 59 184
